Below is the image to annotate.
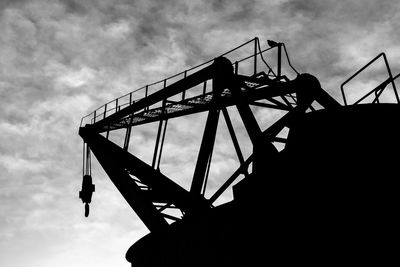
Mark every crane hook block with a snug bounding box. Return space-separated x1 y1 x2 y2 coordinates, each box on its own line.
79 174 95 217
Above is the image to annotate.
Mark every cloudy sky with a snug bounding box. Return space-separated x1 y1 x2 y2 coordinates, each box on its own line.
1 0 400 266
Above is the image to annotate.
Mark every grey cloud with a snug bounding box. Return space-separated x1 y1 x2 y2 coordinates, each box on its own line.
2 0 400 266
0 0 26 10
281 0 399 27
60 0 88 15
281 0 331 19
211 0 257 21
272 0 400 96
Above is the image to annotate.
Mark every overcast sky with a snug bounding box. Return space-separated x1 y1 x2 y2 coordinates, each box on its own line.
1 0 400 266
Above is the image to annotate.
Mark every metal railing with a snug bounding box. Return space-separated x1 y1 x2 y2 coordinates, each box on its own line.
80 37 283 127
341 53 400 105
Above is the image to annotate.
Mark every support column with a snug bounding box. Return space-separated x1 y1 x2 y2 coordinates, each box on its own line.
190 109 220 194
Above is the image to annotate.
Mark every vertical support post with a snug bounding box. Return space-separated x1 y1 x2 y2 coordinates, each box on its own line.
383 55 400 103
129 92 132 105
93 110 96 123
182 71 187 100
254 38 257 76
277 43 282 79
115 99 118 113
104 104 107 119
190 109 220 195
152 119 163 169
203 80 207 95
191 56 231 195
152 100 167 170
156 119 168 170
235 61 239 75
123 125 132 151
145 85 149 111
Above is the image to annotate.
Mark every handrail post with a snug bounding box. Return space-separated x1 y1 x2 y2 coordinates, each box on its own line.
253 38 257 76
145 85 149 111
277 43 282 79
104 104 107 119
182 71 187 100
382 53 400 103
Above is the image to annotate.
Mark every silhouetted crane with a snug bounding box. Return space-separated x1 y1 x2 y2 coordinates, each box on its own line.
79 38 400 266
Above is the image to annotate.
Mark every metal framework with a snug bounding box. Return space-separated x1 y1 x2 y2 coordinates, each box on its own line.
78 37 400 235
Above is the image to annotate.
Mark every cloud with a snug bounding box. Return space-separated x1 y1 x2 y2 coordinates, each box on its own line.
1 0 400 266
53 65 97 89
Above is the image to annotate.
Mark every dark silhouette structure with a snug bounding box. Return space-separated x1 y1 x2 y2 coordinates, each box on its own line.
78 38 400 266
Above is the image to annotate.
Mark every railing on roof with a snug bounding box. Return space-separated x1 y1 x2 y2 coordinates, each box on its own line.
80 37 286 128
341 52 400 106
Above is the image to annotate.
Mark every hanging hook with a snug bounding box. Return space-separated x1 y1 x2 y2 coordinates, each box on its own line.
80 143 95 217
79 174 95 217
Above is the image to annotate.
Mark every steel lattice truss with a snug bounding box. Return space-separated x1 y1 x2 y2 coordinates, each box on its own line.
78 37 399 232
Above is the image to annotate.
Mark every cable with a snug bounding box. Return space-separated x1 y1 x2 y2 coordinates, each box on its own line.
283 44 299 75
256 38 276 77
82 142 85 177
